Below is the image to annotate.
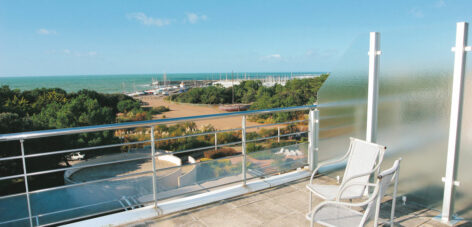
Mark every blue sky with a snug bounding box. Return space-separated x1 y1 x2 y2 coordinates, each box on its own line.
0 0 471 76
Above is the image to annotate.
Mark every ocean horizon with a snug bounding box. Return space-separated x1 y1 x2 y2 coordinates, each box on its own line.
0 72 325 93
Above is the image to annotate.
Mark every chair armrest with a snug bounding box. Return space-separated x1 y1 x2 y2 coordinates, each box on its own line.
335 182 377 201
309 154 350 185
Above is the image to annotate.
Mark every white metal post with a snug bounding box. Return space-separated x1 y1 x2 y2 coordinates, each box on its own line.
150 126 158 210
367 32 381 143
441 22 470 224
314 108 319 169
308 108 319 171
20 140 33 227
214 133 218 151
277 127 280 143
242 116 247 186
391 162 400 226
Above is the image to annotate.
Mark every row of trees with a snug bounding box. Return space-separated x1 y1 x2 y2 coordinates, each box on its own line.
0 86 154 194
169 74 329 122
169 75 328 106
168 78 266 104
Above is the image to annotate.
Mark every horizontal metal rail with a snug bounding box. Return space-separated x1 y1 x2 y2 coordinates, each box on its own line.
0 155 23 161
246 131 308 143
26 140 151 159
25 155 153 177
246 119 308 129
0 105 317 141
155 127 244 142
28 169 155 195
0 173 25 181
154 141 243 157
0 191 27 199
0 140 151 162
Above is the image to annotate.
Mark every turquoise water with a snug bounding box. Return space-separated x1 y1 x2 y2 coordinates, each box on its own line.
0 72 324 93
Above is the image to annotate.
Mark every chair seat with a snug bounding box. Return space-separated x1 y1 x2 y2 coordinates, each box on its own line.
306 183 364 200
307 204 364 227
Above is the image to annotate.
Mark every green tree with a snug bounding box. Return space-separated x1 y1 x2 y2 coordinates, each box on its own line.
117 99 141 113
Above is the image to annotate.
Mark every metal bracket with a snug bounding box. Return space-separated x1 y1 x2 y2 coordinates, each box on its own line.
442 177 461 187
451 46 472 52
368 50 382 56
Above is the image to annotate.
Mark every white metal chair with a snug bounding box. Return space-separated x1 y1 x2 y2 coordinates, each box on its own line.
307 138 386 211
308 159 401 227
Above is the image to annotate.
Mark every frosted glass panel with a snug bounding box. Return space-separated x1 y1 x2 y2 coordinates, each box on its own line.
456 34 472 219
318 34 368 163
377 27 453 210
318 26 454 211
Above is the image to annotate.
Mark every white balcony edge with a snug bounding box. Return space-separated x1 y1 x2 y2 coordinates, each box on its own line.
61 168 311 227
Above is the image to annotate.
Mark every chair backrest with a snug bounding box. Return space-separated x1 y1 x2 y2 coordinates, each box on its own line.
360 159 401 226
341 138 386 197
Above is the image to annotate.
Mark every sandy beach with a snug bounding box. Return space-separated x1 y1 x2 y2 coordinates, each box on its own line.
136 96 267 130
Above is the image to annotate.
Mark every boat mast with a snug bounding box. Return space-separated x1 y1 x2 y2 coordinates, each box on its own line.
232 70 234 104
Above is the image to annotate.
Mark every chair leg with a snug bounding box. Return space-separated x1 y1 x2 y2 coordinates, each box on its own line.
309 192 312 212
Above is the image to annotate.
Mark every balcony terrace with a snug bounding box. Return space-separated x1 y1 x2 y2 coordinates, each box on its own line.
111 176 463 227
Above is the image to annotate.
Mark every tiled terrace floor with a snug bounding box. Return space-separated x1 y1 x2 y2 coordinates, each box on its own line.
126 176 469 227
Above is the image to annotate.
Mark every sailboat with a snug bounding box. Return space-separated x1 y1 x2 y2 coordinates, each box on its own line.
150 77 159 87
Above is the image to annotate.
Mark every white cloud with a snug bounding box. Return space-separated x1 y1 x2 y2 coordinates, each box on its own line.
88 51 97 56
37 28 57 35
409 8 424 18
260 54 282 61
127 12 171 27
435 0 446 8
267 54 281 59
63 49 71 54
186 13 207 24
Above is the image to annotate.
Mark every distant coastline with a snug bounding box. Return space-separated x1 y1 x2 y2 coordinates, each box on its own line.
0 72 326 94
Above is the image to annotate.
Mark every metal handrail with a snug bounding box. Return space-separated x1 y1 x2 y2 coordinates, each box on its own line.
0 105 316 141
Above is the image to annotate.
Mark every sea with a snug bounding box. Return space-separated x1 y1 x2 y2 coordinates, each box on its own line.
0 72 324 94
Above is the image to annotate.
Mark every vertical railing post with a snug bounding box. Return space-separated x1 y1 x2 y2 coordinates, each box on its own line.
308 108 319 171
366 32 381 143
277 126 280 143
214 132 218 151
20 140 33 227
441 22 470 224
150 126 158 210
314 108 319 169
242 115 247 186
